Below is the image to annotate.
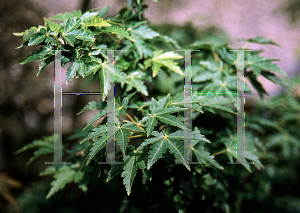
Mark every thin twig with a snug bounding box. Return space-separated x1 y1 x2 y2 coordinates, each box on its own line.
158 125 165 131
115 155 123 160
126 112 146 131
210 150 225 156
114 134 143 141
128 134 143 138
212 51 219 61
126 113 135 122
119 119 131 123
242 42 250 49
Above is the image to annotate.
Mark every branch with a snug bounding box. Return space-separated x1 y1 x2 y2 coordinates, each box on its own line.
210 150 225 157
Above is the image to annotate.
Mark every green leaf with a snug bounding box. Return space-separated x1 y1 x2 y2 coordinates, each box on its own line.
261 71 288 88
192 95 236 114
201 75 237 99
75 29 95 42
13 31 26 36
245 52 286 76
66 60 87 84
100 26 135 42
129 101 151 112
157 94 171 109
104 63 129 84
64 17 82 34
238 36 280 47
192 144 224 170
141 131 190 170
49 10 82 21
77 100 104 115
44 18 60 33
80 142 93 169
86 61 102 75
141 131 163 146
150 97 159 113
144 133 168 170
106 162 124 182
83 110 107 131
46 165 84 199
38 53 54 76
133 38 153 59
126 71 149 96
81 11 98 21
151 62 162 77
168 129 211 144
100 62 128 101
142 101 187 136
62 33 76 46
116 128 131 154
225 137 264 172
99 64 113 101
86 135 108 165
166 138 190 170
131 25 159 39
265 133 300 158
121 122 146 133
199 60 221 72
135 146 152 180
14 135 55 165
121 97 129 110
246 71 268 99
39 166 56 176
28 28 47 46
113 97 128 118
86 126 118 165
85 16 111 28
121 155 138 195
258 60 286 76
145 116 158 137
80 126 108 144
97 6 111 17
156 106 186 116
61 29 85 46
77 60 88 77
20 27 37 46
152 51 183 77
153 51 183 60
159 35 181 49
156 114 186 130
18 47 48 65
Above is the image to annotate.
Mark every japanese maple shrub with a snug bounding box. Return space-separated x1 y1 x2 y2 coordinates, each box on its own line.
14 1 287 212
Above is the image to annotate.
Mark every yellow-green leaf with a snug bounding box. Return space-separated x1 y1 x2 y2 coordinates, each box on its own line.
85 16 111 28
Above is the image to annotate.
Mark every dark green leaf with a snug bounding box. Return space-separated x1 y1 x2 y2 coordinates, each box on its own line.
64 17 82 34
46 165 84 199
238 36 280 47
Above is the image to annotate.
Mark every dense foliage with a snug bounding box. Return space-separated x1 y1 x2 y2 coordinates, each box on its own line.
12 1 300 212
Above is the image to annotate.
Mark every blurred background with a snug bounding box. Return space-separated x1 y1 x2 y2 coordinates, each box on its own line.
0 0 300 212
